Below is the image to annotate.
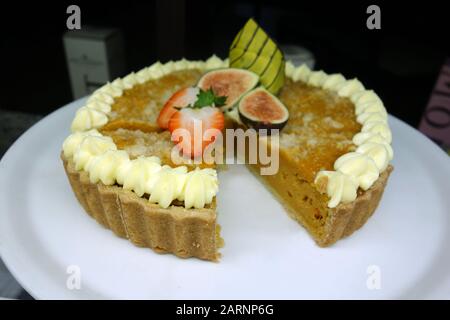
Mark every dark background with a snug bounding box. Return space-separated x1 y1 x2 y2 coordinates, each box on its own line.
0 0 448 127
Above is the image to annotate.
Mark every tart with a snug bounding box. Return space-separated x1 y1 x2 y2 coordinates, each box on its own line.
62 23 393 261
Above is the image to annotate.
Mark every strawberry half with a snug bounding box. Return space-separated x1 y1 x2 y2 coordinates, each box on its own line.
157 87 199 129
168 107 225 158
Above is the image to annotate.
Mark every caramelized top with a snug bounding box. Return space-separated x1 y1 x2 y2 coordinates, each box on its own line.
101 70 360 181
102 70 203 133
278 79 361 182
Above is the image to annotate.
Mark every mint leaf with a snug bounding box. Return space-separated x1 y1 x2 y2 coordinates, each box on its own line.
189 88 227 108
213 94 227 107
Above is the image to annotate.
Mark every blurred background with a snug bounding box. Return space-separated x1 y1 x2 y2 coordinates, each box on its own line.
1 1 449 124
0 0 449 298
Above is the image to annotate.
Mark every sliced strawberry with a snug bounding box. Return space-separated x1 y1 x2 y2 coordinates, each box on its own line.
168 107 225 158
157 87 199 129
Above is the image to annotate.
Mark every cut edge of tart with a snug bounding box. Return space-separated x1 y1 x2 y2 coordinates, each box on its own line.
61 56 394 261
247 160 393 247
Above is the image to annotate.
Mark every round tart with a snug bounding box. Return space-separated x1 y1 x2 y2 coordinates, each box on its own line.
62 56 393 261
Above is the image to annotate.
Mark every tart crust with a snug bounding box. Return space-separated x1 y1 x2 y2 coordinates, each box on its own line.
61 153 222 261
248 164 393 246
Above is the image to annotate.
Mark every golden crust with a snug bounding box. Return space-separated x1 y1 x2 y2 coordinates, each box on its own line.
61 153 222 261
248 164 393 247
319 165 393 246
317 165 394 247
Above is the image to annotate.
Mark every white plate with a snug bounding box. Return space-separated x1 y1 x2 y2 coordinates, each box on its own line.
1 99 450 300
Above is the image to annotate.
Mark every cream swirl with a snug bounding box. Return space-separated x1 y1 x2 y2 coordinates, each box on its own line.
63 129 102 158
190 60 206 70
361 121 392 143
337 78 365 97
85 99 111 113
73 136 116 171
356 142 393 172
315 171 358 208
162 61 175 74
122 72 138 89
182 168 219 209
350 90 381 105
355 101 387 116
149 166 188 208
292 64 311 82
322 73 346 91
111 78 124 88
205 55 228 69
86 150 130 185
285 61 296 78
174 58 190 71
71 106 108 132
307 70 327 86
356 111 387 124
87 91 114 105
136 61 181 84
117 156 162 197
98 82 123 97
334 152 379 190
136 67 152 84
148 62 165 78
114 156 218 209
353 131 389 146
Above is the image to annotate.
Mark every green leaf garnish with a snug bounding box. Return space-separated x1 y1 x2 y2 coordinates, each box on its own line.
189 88 227 109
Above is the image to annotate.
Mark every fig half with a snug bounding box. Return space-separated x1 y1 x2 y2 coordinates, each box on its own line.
197 68 259 111
238 87 289 131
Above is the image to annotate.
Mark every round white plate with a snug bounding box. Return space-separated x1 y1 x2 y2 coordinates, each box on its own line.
1 99 450 300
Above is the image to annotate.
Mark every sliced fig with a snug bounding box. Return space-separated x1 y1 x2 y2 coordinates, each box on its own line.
197 68 259 111
238 87 289 130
